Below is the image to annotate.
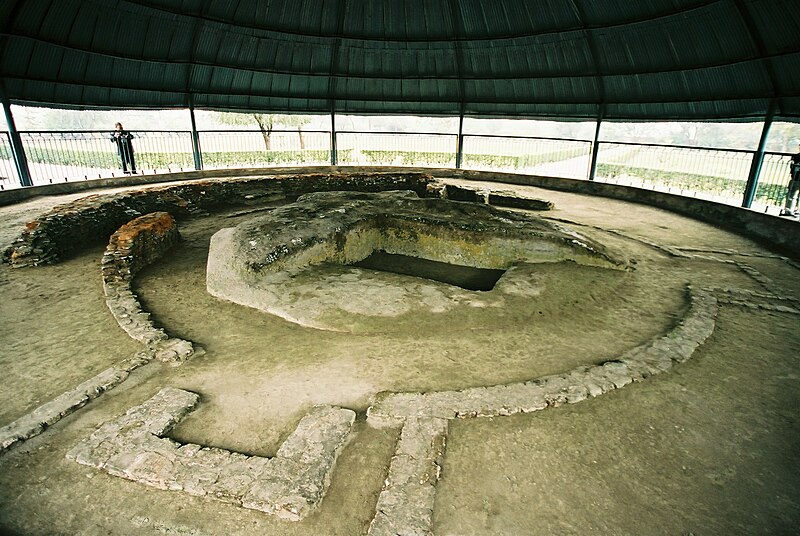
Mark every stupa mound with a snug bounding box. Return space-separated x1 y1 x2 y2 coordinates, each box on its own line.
207 190 627 331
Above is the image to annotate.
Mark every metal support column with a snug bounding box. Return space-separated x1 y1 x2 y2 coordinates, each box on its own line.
742 100 777 208
588 111 603 181
2 98 32 187
455 112 465 169
330 111 338 166
189 105 203 171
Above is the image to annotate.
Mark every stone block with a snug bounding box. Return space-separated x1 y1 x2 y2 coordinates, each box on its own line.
67 388 355 521
368 417 447 536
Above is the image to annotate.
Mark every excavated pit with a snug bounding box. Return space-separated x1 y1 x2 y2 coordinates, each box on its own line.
206 190 628 331
352 251 507 291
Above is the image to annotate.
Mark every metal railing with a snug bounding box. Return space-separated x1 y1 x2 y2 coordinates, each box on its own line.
16 130 195 186
462 135 592 179
335 131 458 167
1 128 797 215
0 132 20 189
198 129 331 169
593 141 756 205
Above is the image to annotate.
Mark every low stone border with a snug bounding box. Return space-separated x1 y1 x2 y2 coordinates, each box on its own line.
713 287 800 314
368 417 448 536
368 286 717 426
102 211 196 362
0 352 151 453
363 285 718 534
675 246 795 261
362 284 794 535
1 212 196 456
67 387 355 521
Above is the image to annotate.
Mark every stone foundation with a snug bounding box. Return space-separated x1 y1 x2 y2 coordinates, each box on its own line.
361 285 719 535
0 352 151 454
101 211 196 362
368 417 448 536
367 286 717 427
4 172 436 267
67 387 355 521
441 183 554 211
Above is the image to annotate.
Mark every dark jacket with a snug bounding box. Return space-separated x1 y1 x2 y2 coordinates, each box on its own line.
111 130 135 156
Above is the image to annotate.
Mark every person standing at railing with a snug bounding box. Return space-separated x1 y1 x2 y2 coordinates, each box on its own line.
780 143 800 217
110 122 137 174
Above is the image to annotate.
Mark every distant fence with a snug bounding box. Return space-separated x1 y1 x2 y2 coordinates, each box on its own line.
1 129 795 215
592 141 794 213
198 130 331 169
0 132 19 187
593 142 755 205
12 131 194 184
336 132 458 167
462 135 592 179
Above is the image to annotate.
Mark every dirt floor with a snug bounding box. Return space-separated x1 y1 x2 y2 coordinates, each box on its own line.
0 177 798 535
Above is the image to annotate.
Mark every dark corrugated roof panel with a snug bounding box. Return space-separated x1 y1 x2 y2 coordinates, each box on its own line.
1 0 799 120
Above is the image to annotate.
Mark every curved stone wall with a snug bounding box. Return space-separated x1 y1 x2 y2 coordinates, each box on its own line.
101 211 196 362
3 171 435 267
2 166 797 259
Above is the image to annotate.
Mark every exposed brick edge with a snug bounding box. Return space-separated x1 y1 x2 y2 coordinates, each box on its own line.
4 172 436 267
67 387 355 521
102 211 197 363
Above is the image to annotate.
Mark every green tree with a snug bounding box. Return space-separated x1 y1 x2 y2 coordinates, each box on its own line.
767 122 800 153
215 112 311 151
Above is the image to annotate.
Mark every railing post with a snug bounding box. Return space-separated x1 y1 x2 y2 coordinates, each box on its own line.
2 98 32 187
455 112 464 169
189 106 203 171
588 112 603 181
742 100 777 208
330 111 338 165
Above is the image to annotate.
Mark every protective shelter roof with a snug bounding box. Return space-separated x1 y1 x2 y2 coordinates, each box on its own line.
1 0 799 120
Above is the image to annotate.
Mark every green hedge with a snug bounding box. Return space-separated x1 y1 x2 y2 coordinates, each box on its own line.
203 149 334 167
350 146 587 168
356 149 454 166
24 147 118 168
596 163 790 204
464 146 587 169
596 163 741 192
8 145 587 169
15 148 336 170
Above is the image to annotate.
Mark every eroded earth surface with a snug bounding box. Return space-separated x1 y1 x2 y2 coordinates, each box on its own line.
0 175 798 535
